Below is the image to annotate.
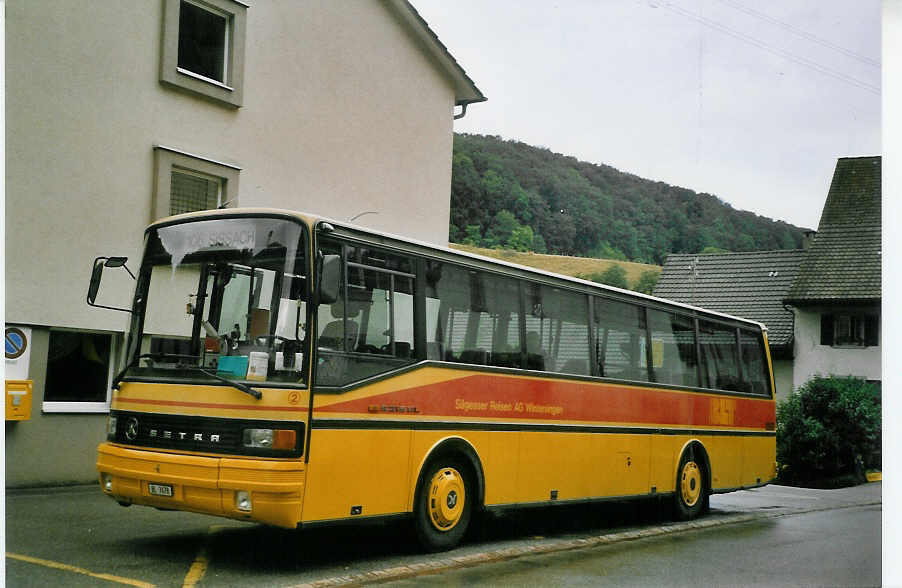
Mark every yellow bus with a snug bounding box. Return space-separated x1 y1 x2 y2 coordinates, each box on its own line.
90 208 776 551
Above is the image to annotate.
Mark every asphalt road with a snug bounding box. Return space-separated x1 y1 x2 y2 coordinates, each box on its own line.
4 482 881 587
385 504 881 587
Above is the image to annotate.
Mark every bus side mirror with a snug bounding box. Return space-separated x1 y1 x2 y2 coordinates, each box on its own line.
317 254 341 305
87 258 106 305
87 256 135 312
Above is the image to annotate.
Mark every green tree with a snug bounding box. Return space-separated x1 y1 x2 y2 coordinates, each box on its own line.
588 241 627 261
585 265 629 289
484 210 520 249
506 224 534 251
532 233 548 254
462 224 482 246
481 169 508 206
632 270 660 294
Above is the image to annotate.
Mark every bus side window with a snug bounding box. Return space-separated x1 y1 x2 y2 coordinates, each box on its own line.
647 309 698 388
698 320 742 391
595 297 650 382
428 263 520 368
527 284 590 376
740 329 771 395
313 240 417 388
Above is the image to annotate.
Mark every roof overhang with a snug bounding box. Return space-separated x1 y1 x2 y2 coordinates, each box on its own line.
385 0 487 108
783 297 881 307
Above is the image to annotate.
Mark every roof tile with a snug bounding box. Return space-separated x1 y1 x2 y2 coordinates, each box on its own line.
785 156 881 303
654 249 806 347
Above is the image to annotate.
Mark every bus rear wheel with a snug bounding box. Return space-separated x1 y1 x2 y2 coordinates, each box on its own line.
673 449 708 520
414 457 473 552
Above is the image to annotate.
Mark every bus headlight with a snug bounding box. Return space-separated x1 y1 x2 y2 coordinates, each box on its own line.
102 473 113 492
242 428 296 451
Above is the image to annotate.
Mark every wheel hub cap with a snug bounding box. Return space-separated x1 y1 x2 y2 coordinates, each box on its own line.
681 461 702 507
428 467 465 532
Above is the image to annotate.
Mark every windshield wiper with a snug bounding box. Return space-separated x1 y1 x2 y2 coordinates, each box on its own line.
191 367 263 400
111 352 201 390
112 353 262 400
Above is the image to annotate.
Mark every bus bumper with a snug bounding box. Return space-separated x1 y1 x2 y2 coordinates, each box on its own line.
96 442 305 528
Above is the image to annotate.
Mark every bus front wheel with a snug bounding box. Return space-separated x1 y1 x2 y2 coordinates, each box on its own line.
414 457 473 552
673 449 708 520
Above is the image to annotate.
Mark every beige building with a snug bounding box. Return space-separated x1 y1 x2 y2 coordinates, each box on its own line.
5 0 483 486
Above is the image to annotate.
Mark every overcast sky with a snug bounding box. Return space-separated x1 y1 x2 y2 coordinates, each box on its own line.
413 0 881 230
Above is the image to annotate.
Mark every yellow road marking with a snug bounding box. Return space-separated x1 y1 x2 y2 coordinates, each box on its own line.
6 552 155 587
182 525 226 588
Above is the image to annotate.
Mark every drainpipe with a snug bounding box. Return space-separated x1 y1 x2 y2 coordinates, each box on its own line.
802 230 817 249
782 301 796 360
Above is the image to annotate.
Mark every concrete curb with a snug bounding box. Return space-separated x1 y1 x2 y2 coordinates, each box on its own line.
289 501 882 587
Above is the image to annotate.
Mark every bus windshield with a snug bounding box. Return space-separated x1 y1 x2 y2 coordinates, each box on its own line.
121 217 308 387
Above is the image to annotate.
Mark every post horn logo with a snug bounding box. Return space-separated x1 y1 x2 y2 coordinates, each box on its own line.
125 417 139 441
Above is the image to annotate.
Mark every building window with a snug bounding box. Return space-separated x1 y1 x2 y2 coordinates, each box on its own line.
820 313 879 347
170 168 223 215
178 1 229 83
43 330 115 413
160 0 247 108
153 146 240 219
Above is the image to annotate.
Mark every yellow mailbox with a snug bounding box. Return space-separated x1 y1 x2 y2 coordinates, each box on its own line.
6 380 33 421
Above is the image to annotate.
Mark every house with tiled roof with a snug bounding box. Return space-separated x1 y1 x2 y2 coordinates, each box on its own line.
783 156 881 390
654 249 808 400
654 156 881 399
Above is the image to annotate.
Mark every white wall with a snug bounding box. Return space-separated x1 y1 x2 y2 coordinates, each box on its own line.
792 307 882 390
772 358 794 403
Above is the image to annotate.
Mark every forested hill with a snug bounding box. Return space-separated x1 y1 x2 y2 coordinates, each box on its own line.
450 133 806 264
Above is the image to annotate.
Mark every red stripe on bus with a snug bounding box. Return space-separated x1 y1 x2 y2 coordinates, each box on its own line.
115 397 306 412
315 375 775 429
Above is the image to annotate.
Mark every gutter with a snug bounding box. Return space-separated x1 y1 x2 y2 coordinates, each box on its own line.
454 99 485 120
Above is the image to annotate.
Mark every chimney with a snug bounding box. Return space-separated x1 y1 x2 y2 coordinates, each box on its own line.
803 230 817 249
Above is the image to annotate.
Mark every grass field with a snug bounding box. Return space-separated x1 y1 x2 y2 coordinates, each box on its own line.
449 244 661 287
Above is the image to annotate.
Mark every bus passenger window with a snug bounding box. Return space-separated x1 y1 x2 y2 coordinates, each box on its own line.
526 284 590 376
594 298 650 382
426 262 521 368
647 309 698 388
740 329 771 395
698 320 742 391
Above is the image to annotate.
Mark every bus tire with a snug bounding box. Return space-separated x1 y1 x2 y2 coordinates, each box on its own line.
673 448 708 521
414 456 473 552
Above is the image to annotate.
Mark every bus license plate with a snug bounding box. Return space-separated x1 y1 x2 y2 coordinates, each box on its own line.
148 483 173 497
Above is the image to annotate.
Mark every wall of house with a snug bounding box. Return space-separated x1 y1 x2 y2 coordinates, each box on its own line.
5 1 459 486
5 329 113 486
772 359 794 402
6 0 456 334
792 307 881 390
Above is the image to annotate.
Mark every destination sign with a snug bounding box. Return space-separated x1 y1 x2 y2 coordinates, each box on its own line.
158 218 260 267
185 227 256 251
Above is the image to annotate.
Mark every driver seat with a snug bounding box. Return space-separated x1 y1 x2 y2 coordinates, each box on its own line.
319 319 358 351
